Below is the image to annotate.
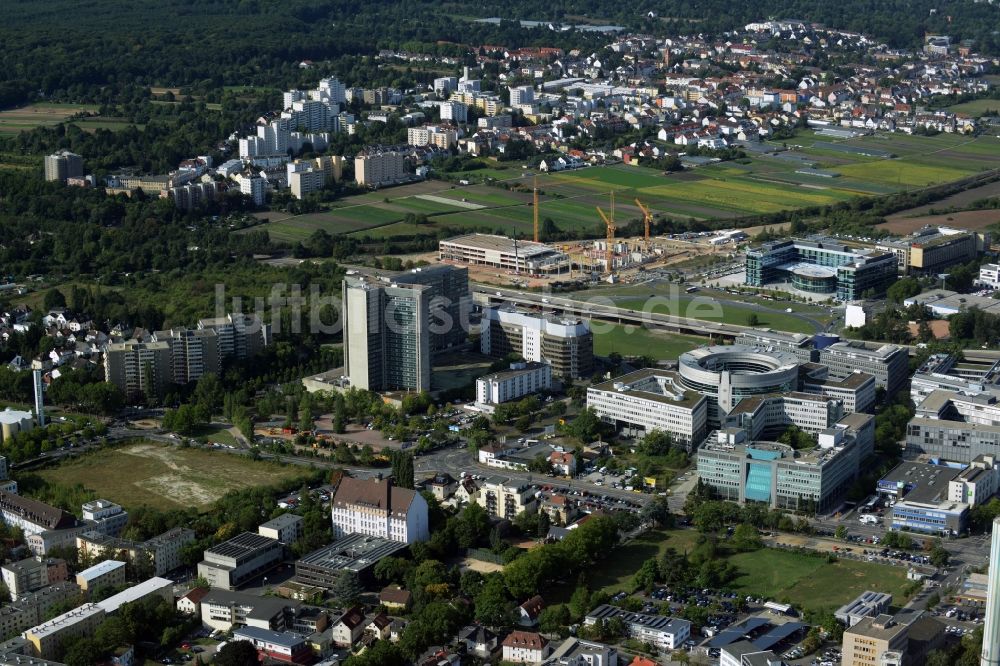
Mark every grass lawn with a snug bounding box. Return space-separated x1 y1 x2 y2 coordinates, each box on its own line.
30 442 302 510
728 548 911 612
612 296 818 334
592 324 708 358
190 424 238 446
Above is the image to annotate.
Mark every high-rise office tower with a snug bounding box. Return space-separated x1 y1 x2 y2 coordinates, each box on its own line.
343 276 431 392
984 517 1000 666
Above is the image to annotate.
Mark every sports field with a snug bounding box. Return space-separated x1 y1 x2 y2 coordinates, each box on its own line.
251 133 1000 243
0 103 99 135
32 442 302 510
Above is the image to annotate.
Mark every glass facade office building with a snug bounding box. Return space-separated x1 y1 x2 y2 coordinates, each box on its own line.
745 238 897 300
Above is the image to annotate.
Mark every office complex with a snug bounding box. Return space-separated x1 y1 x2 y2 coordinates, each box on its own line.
907 389 1000 464
330 477 429 544
294 533 407 589
818 341 909 397
439 233 571 275
836 591 893 627
876 226 984 276
983 517 1000 666
675 345 800 426
481 306 593 379
697 425 868 513
354 150 408 187
745 237 897 300
351 265 471 352
584 605 691 651
734 329 817 363
841 614 909 666
103 339 173 401
877 461 975 535
342 275 431 392
475 361 552 407
197 532 283 590
724 392 848 440
43 151 83 183
587 369 708 447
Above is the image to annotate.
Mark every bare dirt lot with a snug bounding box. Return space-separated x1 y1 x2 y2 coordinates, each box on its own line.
878 209 1000 234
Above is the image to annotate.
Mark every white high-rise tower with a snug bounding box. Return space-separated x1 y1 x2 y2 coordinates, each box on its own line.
983 517 1000 666
32 369 45 427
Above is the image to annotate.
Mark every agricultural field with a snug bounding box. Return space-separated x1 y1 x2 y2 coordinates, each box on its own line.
70 117 143 132
944 99 1000 117
878 209 1000 235
0 102 99 136
31 442 302 510
251 132 1000 243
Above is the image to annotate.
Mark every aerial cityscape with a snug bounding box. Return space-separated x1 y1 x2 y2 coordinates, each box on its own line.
4 1 1000 665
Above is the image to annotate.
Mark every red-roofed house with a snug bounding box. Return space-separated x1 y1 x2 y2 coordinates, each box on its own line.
548 451 576 476
502 631 549 663
518 595 546 627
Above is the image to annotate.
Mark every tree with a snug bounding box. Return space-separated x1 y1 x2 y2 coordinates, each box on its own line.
640 495 673 527
747 312 760 327
930 544 950 567
390 451 415 489
731 523 763 552
564 408 603 443
43 288 67 311
331 570 364 606
214 640 260 666
633 557 660 592
835 525 848 540
63 637 102 666
886 277 921 303
473 573 516 627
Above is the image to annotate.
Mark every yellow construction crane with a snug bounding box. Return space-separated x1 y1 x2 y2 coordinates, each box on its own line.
533 176 540 243
596 205 616 274
635 198 652 248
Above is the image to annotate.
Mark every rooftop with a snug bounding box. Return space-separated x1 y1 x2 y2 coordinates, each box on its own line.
879 461 962 503
24 603 103 639
296 533 407 572
333 477 417 518
233 625 307 648
76 560 126 582
96 577 172 614
441 233 567 259
205 532 280 560
590 368 705 409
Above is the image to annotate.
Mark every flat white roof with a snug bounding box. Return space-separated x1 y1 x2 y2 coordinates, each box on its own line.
76 560 125 582
25 603 103 639
96 577 173 614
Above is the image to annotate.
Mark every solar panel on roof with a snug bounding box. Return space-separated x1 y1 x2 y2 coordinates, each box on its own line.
751 622 806 650
706 617 771 648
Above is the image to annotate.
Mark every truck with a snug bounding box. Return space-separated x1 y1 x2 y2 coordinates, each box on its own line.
859 514 879 525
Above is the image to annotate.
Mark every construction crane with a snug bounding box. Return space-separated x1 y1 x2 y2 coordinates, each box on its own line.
532 176 540 243
635 198 652 249
596 202 616 275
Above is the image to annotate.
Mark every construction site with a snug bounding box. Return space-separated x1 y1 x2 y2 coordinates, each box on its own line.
422 184 748 288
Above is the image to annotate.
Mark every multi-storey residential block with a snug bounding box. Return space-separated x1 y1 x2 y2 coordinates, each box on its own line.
979 263 1000 289
288 167 326 199
476 361 552 407
153 327 221 385
1 558 49 601
476 477 538 520
440 101 468 123
342 275 431 392
354 150 408 187
76 527 194 577
509 85 535 107
480 306 592 379
75 560 126 594
103 340 172 401
330 477 429 544
0 581 80 641
23 603 104 660
0 493 77 541
43 151 83 183
81 500 128 537
197 312 270 360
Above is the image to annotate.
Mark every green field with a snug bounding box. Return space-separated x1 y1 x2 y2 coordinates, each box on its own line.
0 102 100 135
587 530 911 613
31 442 302 510
728 548 911 610
612 296 819 334
948 99 1000 118
251 132 1000 243
592 324 709 357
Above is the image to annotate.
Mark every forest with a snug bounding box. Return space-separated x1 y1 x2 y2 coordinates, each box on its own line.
2 0 1000 111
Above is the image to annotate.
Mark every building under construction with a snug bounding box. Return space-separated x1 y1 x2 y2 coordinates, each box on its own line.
438 233 571 275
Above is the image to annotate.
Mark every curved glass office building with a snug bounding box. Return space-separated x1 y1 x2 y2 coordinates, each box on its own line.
678 345 800 426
